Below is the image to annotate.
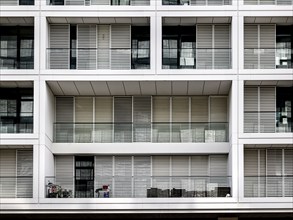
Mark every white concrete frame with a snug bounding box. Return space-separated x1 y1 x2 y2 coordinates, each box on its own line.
0 0 293 214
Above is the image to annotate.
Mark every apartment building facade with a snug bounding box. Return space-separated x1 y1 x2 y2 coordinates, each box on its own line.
0 0 292 218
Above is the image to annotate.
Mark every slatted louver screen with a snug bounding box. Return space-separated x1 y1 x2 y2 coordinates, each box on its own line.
49 25 70 69
244 25 258 69
214 25 230 69
91 0 110 4
244 87 259 133
0 149 16 198
171 156 189 190
131 0 150 5
95 156 113 197
277 0 293 5
244 0 258 4
65 0 85 4
267 149 283 197
190 155 208 196
259 149 266 197
172 97 189 142
0 0 18 5
55 97 74 143
259 87 275 133
244 149 258 197
133 96 151 142
152 97 170 143
114 156 132 198
16 150 33 198
75 97 93 143
114 97 132 142
191 97 208 142
94 97 113 143
77 25 97 70
55 156 74 196
210 97 227 142
210 155 228 188
133 157 151 198
152 156 170 190
197 25 213 69
191 0 206 5
111 25 131 70
208 0 223 5
259 25 275 69
284 149 293 197
97 25 110 69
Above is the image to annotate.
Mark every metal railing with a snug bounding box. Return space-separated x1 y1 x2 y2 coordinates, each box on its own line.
0 176 33 198
244 48 292 69
162 48 231 69
244 111 292 133
45 176 231 198
47 0 150 6
244 0 293 5
53 122 228 143
244 175 293 197
162 0 232 5
47 48 150 70
0 122 33 133
0 48 34 69
0 0 34 5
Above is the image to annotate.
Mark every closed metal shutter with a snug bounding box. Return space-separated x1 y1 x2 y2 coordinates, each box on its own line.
91 0 109 4
172 97 189 142
94 97 113 143
210 97 227 122
131 0 150 5
284 149 293 197
191 0 206 5
75 97 93 143
244 25 258 69
0 0 18 5
244 149 258 197
114 156 132 198
77 25 97 70
133 96 151 142
152 97 170 143
97 25 110 69
65 0 84 4
111 25 131 70
133 156 151 198
114 97 132 142
244 0 258 5
244 87 259 133
267 149 282 197
191 97 208 142
49 25 70 69
55 97 74 142
260 0 275 5
214 25 230 69
277 0 293 5
197 25 213 69
0 149 16 198
55 155 74 196
95 156 113 197
17 150 33 198
259 25 275 69
259 87 275 133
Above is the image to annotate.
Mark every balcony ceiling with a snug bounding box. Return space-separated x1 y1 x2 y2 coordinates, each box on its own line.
163 17 232 26
245 144 293 149
0 17 34 25
47 81 231 96
0 81 33 88
47 17 150 25
245 80 293 87
244 17 293 24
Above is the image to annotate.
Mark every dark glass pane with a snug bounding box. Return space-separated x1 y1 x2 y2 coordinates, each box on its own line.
19 0 34 5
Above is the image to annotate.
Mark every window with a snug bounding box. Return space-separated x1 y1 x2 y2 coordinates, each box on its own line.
276 87 293 132
276 25 293 69
162 26 196 69
0 88 33 133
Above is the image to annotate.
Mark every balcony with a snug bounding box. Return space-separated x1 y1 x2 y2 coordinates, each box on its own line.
244 175 293 197
47 48 150 70
244 0 293 5
54 122 228 143
162 0 232 5
0 0 34 5
0 176 33 198
45 176 231 198
244 111 292 133
162 48 231 69
47 0 150 5
244 48 292 69
0 48 34 69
